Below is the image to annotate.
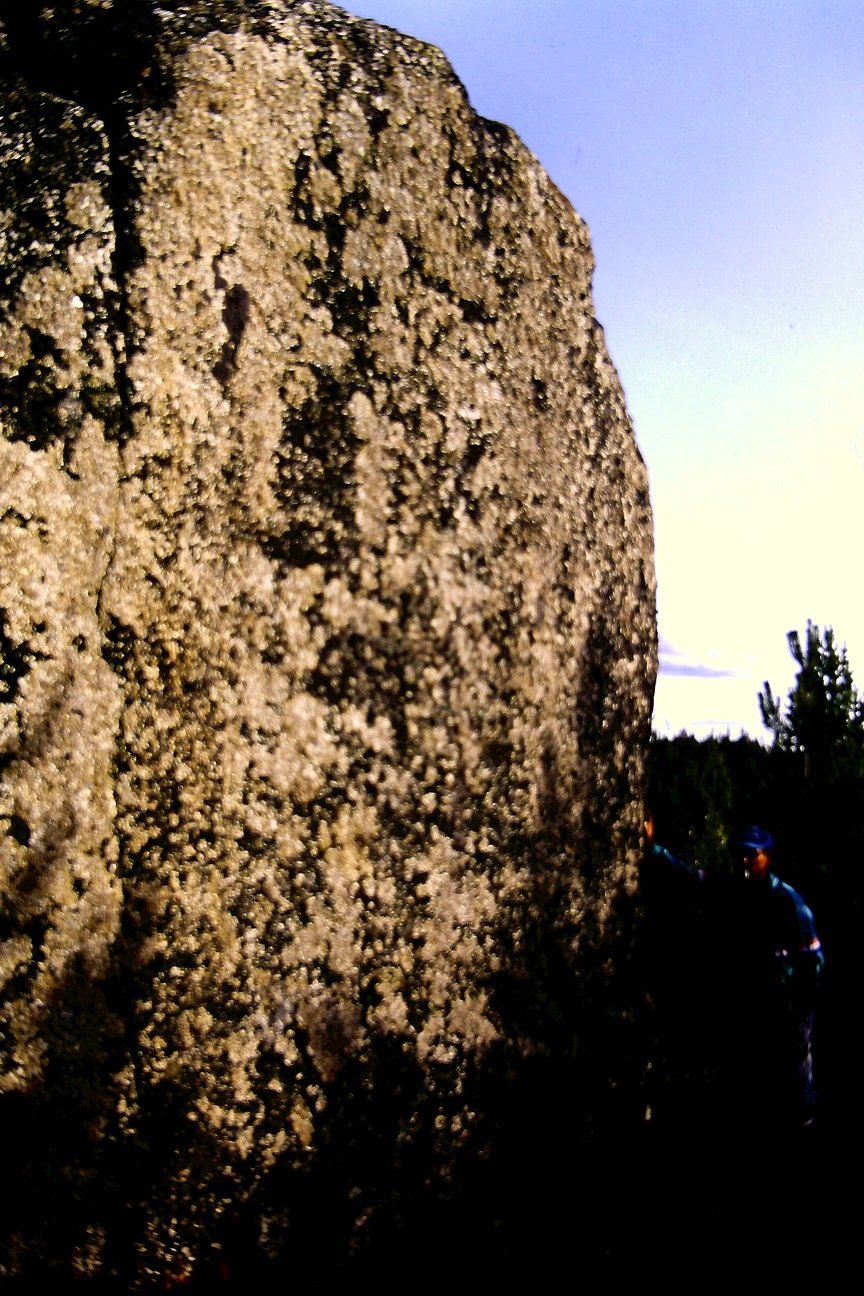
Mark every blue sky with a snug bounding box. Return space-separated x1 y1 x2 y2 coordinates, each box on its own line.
350 0 864 738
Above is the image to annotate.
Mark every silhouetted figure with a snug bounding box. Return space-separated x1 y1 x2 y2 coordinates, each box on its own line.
642 817 823 1135
707 825 823 1131
639 820 827 1283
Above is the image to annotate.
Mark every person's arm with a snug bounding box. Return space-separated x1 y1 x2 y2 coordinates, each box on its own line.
776 895 824 1004
648 840 705 883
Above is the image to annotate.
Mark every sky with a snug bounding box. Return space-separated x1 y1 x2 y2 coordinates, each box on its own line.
349 0 864 740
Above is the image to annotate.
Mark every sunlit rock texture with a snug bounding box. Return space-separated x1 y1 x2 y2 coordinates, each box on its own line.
0 0 656 1280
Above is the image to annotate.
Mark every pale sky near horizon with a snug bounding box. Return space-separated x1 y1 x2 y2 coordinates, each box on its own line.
349 0 864 740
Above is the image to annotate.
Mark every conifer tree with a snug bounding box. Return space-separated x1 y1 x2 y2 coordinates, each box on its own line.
759 622 864 782
759 623 864 902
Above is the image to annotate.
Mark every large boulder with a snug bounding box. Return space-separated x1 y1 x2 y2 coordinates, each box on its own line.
0 0 656 1279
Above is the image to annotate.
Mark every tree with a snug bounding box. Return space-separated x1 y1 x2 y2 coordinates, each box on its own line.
759 622 864 781
758 621 864 909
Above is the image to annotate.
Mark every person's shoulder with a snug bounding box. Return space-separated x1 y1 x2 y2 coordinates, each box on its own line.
772 875 819 936
772 874 809 909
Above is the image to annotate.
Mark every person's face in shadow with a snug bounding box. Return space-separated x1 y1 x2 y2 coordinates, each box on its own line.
741 848 770 882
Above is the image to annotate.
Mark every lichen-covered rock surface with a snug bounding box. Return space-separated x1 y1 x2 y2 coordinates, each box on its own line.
0 0 656 1280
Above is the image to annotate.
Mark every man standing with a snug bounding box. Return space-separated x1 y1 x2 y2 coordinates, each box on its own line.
712 826 824 1128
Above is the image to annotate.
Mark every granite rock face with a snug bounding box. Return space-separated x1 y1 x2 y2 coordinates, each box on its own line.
0 0 656 1278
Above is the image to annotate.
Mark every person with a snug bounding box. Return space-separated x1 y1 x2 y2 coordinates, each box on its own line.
642 816 824 1131
708 825 824 1129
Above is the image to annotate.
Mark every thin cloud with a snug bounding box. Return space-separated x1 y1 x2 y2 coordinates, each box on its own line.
658 635 737 679
661 661 737 678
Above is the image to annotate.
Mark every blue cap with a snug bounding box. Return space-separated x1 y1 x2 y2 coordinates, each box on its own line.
737 825 773 853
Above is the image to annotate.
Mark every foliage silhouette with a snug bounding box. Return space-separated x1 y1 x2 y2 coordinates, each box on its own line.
759 622 864 784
